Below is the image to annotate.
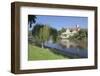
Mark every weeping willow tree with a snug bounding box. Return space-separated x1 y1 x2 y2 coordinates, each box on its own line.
32 24 58 48
38 25 50 48
32 24 50 48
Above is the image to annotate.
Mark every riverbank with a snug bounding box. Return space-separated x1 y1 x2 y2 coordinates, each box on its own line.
28 44 69 60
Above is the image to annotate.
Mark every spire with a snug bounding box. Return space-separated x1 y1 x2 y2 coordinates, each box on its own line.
76 24 80 31
76 24 79 28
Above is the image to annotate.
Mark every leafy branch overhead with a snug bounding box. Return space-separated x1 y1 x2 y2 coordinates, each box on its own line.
28 15 36 28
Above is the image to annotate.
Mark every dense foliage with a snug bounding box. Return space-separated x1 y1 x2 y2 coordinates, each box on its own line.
32 24 58 48
68 29 88 41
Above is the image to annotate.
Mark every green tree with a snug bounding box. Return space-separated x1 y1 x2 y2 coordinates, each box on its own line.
39 25 50 48
58 28 66 35
32 24 59 47
68 29 87 41
32 24 44 37
32 24 50 48
50 27 58 43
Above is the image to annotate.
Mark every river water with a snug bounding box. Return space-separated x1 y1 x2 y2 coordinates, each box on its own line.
44 40 88 58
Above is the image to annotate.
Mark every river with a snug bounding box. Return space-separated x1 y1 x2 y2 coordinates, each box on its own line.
44 40 88 58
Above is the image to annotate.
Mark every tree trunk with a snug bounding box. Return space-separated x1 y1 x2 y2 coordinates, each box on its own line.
41 42 44 48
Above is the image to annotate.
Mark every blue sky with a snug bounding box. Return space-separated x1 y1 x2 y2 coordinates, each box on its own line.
31 15 88 30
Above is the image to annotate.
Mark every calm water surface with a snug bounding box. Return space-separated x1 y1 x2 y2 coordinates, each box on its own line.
45 40 88 58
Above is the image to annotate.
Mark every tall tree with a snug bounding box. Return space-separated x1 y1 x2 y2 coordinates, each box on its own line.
40 25 50 48
32 24 50 48
50 27 58 43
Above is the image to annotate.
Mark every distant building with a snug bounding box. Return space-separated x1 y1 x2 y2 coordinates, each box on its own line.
60 25 80 41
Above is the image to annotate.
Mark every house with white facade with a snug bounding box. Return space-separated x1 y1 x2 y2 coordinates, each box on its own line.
60 25 80 41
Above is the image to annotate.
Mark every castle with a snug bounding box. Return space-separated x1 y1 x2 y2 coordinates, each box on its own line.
60 25 80 41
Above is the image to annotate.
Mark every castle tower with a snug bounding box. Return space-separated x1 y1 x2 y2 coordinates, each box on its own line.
76 24 79 28
76 24 80 31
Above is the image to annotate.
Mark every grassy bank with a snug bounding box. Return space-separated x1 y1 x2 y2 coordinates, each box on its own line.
28 44 69 60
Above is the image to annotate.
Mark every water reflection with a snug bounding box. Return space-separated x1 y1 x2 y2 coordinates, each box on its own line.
45 39 88 58
59 39 87 49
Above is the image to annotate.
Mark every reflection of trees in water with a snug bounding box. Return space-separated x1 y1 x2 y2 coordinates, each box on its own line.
59 40 87 49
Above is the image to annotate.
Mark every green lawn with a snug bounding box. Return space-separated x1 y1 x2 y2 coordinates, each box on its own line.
28 44 69 60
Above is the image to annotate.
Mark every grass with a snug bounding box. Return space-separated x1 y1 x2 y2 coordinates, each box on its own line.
28 44 69 60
